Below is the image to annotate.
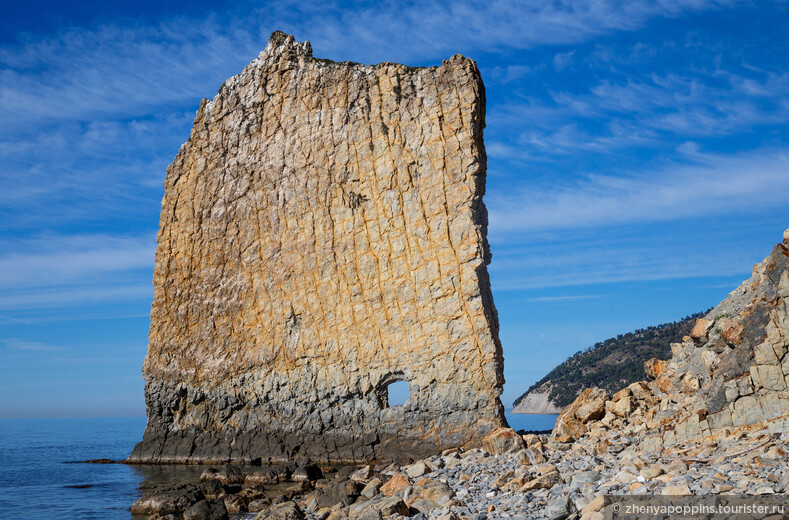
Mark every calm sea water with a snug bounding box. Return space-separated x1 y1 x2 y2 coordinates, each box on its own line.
0 414 556 520
505 413 558 433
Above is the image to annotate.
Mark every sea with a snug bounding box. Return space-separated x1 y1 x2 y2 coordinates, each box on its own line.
0 414 557 520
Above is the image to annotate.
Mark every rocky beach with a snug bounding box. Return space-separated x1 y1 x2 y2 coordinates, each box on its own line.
125 28 789 520
132 226 789 519
130 421 789 520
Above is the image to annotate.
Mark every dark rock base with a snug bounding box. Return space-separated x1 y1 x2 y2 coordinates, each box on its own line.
128 378 506 464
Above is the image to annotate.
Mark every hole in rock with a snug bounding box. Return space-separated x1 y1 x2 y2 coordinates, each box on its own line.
386 380 410 407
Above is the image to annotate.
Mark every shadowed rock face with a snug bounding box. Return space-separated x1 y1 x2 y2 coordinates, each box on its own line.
129 32 506 464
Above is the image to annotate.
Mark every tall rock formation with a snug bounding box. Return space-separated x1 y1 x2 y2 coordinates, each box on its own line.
129 32 506 464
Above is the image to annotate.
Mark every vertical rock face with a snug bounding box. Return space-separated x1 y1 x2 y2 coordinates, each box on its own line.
129 32 506 464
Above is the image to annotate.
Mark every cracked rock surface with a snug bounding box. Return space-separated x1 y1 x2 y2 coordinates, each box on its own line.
129 32 505 464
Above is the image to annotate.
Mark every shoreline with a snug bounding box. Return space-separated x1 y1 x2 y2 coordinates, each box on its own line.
128 422 789 520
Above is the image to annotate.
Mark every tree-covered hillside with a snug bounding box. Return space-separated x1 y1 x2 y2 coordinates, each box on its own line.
513 310 709 409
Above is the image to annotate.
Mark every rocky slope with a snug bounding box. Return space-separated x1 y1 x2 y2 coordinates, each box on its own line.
129 32 505 465
551 228 789 446
512 313 704 413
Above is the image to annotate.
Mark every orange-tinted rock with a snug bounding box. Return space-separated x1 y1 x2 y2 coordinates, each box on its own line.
644 358 668 380
691 319 714 345
655 375 674 394
612 388 632 402
721 319 744 346
552 387 609 439
380 473 410 497
482 427 525 455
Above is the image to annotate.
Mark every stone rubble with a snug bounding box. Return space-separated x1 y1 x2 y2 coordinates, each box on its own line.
133 424 789 520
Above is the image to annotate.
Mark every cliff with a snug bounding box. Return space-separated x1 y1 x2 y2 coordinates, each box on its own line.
554 228 789 450
129 32 506 464
512 313 703 413
511 392 562 414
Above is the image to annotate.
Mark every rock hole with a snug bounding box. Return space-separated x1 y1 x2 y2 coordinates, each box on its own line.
386 380 410 407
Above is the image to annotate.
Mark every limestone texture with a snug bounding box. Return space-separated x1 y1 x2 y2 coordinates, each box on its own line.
129 32 505 464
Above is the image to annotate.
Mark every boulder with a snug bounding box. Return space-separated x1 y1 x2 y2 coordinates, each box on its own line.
248 498 273 513
199 479 227 498
380 473 410 496
350 465 375 481
292 462 323 482
690 319 714 345
609 396 636 418
521 473 560 491
627 381 652 401
130 483 204 515
357 508 382 520
418 483 455 505
369 497 409 516
553 415 587 440
246 467 287 486
644 358 668 380
360 477 383 498
661 485 691 496
553 388 609 440
256 501 305 520
405 462 431 479
544 495 571 520
720 318 744 346
201 465 244 486
579 496 607 516
482 427 526 454
335 466 358 480
315 479 364 508
409 498 438 514
223 495 245 513
570 471 603 487
183 499 229 520
575 396 606 423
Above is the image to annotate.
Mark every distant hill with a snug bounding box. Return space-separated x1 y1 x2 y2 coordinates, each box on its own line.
512 310 709 412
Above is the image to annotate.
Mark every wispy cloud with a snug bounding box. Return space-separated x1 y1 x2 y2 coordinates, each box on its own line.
525 295 600 302
0 234 155 290
3 339 61 351
300 0 738 60
0 21 265 130
487 39 789 161
553 50 576 71
491 245 755 291
0 0 738 132
488 148 789 234
0 234 155 311
0 285 153 311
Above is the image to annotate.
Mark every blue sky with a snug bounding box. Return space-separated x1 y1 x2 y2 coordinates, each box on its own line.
1 0 788 417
